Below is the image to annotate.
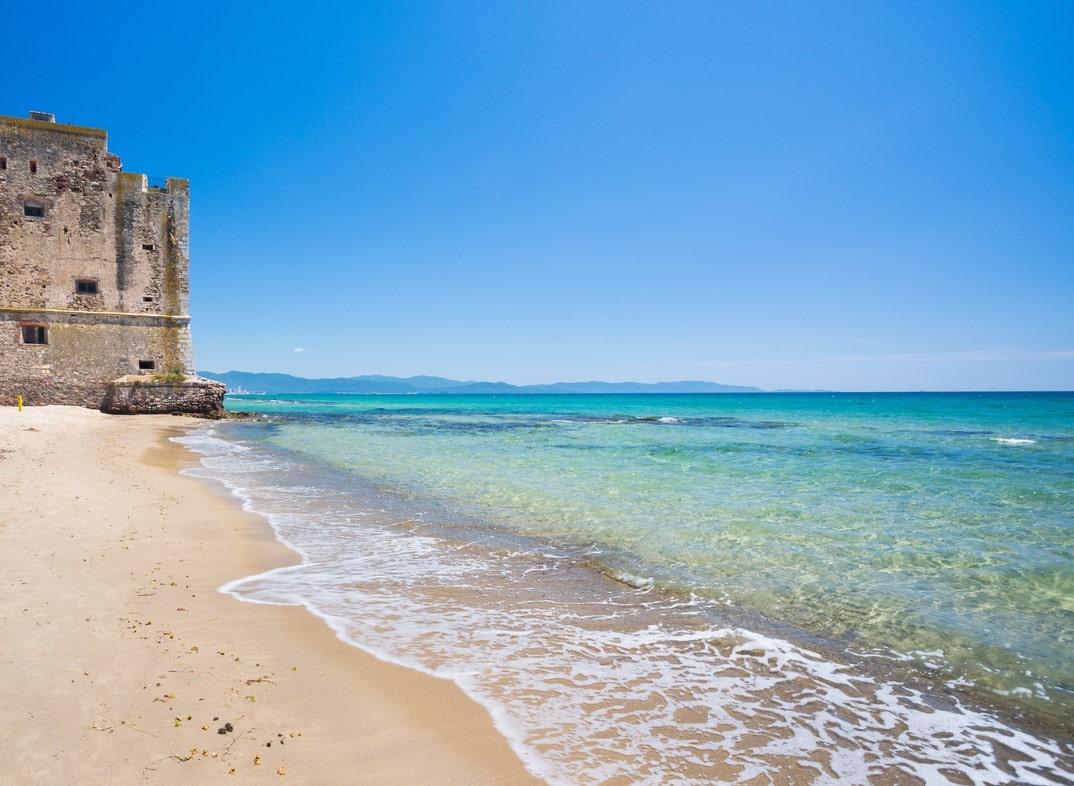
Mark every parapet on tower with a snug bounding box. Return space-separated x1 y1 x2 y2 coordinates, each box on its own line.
0 111 224 415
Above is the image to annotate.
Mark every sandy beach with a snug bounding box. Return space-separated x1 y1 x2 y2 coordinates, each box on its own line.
0 406 542 785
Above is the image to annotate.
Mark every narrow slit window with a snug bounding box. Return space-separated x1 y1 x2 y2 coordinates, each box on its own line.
24 202 45 218
142 243 155 251
0 156 7 170
21 325 48 345
75 279 99 294
29 159 37 174
142 296 154 302
138 360 156 371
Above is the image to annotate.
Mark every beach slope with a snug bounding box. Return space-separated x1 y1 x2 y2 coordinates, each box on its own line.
0 406 541 785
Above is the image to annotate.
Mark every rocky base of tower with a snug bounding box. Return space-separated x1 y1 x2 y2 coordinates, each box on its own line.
103 375 226 418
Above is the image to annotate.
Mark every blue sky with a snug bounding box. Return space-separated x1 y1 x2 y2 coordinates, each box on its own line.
6 1 1072 390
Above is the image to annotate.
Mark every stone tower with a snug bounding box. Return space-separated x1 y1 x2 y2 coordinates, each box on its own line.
0 111 223 415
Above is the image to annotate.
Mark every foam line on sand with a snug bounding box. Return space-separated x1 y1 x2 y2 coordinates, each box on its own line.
0 405 541 785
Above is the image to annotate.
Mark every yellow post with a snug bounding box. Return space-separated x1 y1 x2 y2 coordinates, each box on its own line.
17 395 23 412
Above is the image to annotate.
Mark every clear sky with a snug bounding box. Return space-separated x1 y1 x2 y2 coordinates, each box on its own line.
6 1 1073 390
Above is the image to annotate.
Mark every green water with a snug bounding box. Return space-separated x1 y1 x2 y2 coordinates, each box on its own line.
225 392 1074 721
185 392 1074 781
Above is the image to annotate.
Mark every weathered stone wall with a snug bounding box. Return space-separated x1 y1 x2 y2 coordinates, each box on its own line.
0 310 193 406
0 117 118 311
114 173 191 320
102 376 226 418
0 113 208 411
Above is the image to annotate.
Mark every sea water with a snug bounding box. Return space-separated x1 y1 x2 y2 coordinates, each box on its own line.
177 392 1074 784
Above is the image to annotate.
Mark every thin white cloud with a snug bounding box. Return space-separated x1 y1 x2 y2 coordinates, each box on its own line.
670 348 1074 371
293 347 314 353
822 348 1074 365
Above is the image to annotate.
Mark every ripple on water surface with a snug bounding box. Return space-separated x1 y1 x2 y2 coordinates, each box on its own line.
178 405 1074 785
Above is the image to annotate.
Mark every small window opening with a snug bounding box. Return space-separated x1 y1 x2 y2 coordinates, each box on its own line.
24 202 45 218
138 360 156 371
29 159 37 174
142 296 154 302
0 156 7 170
21 325 48 345
142 243 155 251
75 279 99 295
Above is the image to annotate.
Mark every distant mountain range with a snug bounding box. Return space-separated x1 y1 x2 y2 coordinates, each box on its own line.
198 371 762 395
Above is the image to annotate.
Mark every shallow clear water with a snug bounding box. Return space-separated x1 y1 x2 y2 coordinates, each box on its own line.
178 392 1074 784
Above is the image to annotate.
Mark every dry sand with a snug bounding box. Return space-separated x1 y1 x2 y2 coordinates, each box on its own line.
0 406 543 785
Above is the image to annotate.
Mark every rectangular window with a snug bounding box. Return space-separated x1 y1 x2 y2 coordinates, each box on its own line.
29 159 37 174
0 156 6 170
21 325 48 345
138 360 156 371
142 243 155 251
75 279 99 294
142 296 154 302
24 202 45 218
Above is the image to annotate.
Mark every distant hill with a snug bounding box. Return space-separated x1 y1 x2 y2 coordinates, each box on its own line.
199 371 762 395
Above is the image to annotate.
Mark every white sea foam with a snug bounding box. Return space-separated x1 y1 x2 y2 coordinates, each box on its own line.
604 567 655 589
992 437 1038 445
176 426 1074 785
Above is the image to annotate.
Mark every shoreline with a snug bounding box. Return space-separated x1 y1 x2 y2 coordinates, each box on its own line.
185 397 1074 784
0 406 542 784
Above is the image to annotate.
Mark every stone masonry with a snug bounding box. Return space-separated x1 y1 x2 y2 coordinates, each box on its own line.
0 111 223 415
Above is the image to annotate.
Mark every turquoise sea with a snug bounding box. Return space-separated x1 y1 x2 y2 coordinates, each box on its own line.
178 392 1074 784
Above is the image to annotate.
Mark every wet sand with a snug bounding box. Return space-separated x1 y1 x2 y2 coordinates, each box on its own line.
0 405 542 785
